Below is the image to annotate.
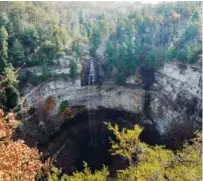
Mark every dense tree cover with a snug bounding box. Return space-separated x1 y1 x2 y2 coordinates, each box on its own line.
105 2 202 83
0 2 201 85
0 2 110 69
0 2 116 86
0 1 113 107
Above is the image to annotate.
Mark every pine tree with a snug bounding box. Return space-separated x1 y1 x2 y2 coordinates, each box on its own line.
192 11 199 21
79 10 84 25
0 26 8 72
3 64 20 110
69 59 77 81
89 24 101 57
165 42 176 61
10 39 25 66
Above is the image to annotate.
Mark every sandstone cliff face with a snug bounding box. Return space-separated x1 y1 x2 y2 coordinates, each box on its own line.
21 61 202 135
22 79 144 115
151 62 201 134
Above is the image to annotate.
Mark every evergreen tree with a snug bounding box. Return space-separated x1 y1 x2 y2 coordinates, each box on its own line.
2 64 19 110
165 42 176 61
9 39 25 66
0 26 8 72
69 59 77 81
89 24 101 57
79 10 84 25
192 11 199 21
72 41 81 57
184 23 199 42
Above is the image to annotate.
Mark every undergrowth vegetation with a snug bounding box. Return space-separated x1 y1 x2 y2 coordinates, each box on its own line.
44 123 202 181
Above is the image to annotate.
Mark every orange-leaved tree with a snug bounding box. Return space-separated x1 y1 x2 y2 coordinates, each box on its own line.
0 109 45 181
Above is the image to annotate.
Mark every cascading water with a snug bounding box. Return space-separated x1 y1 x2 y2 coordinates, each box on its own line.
87 60 96 144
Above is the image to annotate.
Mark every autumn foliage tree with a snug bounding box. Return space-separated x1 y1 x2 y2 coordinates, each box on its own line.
0 109 44 181
39 96 56 122
44 96 56 116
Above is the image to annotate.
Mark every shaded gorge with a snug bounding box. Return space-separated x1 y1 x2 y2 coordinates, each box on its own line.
38 107 162 176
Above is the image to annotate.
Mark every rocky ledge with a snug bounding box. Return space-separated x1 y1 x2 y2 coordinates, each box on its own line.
21 62 202 135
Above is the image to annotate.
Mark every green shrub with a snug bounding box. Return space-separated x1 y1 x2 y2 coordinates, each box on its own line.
59 100 69 113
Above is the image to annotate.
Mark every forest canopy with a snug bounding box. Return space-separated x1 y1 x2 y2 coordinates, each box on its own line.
0 1 202 84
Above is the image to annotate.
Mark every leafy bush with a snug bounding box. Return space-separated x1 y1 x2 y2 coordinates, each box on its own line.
47 162 109 181
59 100 69 113
69 59 78 81
58 100 74 120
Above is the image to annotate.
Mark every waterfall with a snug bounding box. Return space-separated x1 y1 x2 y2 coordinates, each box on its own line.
87 60 96 144
99 61 102 85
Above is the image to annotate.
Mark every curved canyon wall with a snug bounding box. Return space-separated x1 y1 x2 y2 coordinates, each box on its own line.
21 80 144 114
21 61 202 135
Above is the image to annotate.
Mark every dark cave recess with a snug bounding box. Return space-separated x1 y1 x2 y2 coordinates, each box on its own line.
38 108 162 175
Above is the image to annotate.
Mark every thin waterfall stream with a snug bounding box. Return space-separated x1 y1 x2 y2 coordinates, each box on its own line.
87 60 97 144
